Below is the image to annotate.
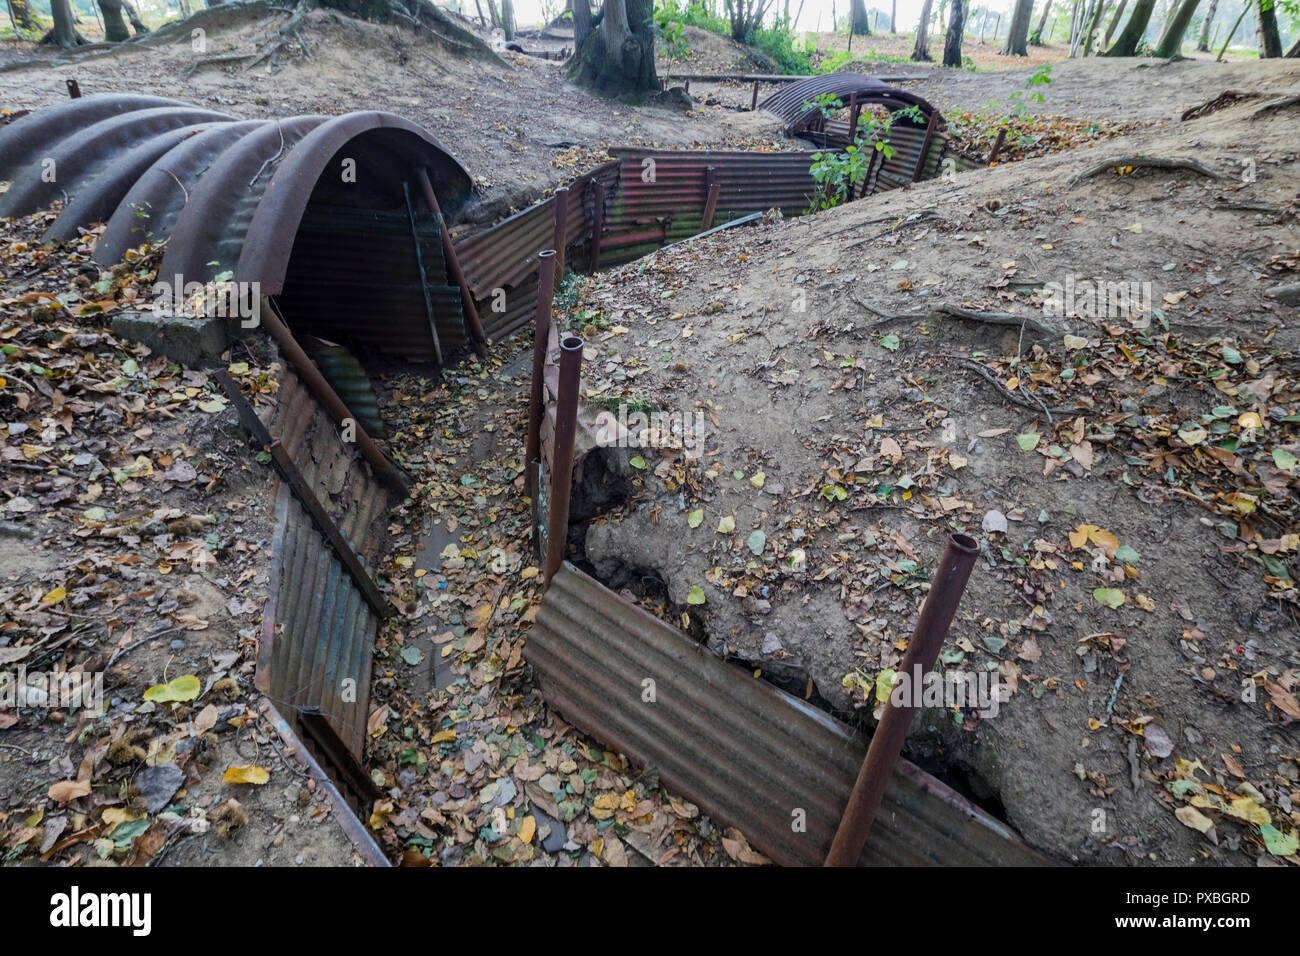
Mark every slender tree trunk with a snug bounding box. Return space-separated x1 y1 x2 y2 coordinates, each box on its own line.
943 0 967 63
123 0 148 32
1081 0 1109 52
1030 0 1052 41
1105 0 1156 52
8 0 40 32
1000 0 1034 52
1194 0 1216 48
1154 0 1199 54
1103 0 1128 43
913 0 935 57
501 0 515 38
1216 0 1249 58
485 0 500 29
891 0 897 30
1254 0 1282 56
978 5 990 40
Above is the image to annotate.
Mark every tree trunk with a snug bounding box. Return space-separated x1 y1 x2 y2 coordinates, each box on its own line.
501 0 515 38
851 0 870 33
943 0 966 63
98 0 131 39
1153 0 1199 54
1000 0 1034 52
42 0 90 45
912 0 935 57
891 0 896 30
1104 0 1156 53
572 0 593 46
485 0 500 29
1194 0 1217 48
1285 35 1299 56
7 0 40 32
1029 0 1052 42
1081 0 1109 52
567 0 659 97
1254 0 1282 56
1102 0 1127 43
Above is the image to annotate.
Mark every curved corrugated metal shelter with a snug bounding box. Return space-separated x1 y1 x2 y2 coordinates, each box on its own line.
0 95 477 363
760 72 942 137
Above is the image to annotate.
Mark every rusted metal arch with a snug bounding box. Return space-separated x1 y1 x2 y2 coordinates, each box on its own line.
235 111 474 293
94 120 272 264
0 94 194 172
759 72 943 137
0 106 238 220
45 123 225 243
157 116 330 286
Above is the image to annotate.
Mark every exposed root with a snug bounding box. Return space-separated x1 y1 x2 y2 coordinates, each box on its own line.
930 302 1057 336
1070 156 1225 185
1180 89 1262 121
949 355 1071 424
1251 92 1300 120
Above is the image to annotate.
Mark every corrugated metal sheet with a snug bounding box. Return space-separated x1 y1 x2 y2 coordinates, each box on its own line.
527 564 1050 867
254 367 389 763
298 336 389 439
276 204 467 363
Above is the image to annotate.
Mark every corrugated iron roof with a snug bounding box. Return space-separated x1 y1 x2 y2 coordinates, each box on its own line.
760 72 942 135
527 564 1050 866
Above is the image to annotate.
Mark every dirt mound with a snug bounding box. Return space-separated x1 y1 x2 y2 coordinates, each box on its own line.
564 73 1300 865
658 25 776 77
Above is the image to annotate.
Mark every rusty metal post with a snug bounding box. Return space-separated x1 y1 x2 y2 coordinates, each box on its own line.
848 93 861 142
701 167 720 232
551 186 570 280
415 167 487 359
525 249 558 508
543 335 584 587
911 109 941 183
751 80 759 111
257 296 410 495
987 128 1007 165
825 533 980 866
65 79 81 99
589 182 605 274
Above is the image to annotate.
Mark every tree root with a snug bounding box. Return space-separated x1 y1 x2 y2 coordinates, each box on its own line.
1251 93 1300 120
949 355 1072 424
1070 156 1226 185
930 302 1056 335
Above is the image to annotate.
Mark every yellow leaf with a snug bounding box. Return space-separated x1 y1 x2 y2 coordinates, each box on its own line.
222 765 270 785
142 674 201 703
749 471 765 489
518 815 536 845
1226 796 1270 826
41 586 66 606
1174 805 1214 835
1069 524 1094 549
102 807 145 832
431 729 456 743
716 515 735 534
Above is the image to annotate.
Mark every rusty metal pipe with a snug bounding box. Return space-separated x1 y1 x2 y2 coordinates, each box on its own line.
415 167 487 359
257 296 410 495
525 249 557 507
543 335 584 587
825 532 980 866
551 186 570 280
